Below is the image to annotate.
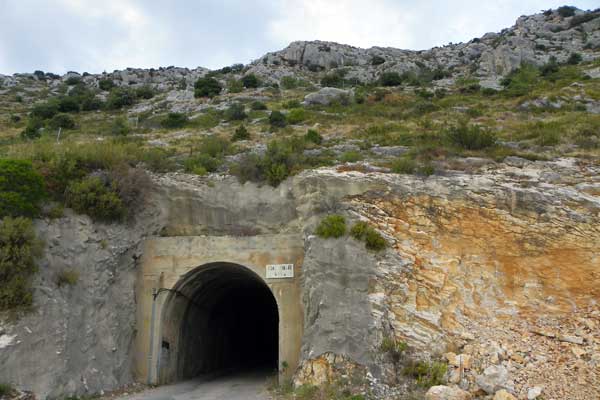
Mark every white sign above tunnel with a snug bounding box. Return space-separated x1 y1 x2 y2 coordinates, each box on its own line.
266 264 294 279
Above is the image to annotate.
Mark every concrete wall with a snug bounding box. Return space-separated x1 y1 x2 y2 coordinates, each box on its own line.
134 234 305 383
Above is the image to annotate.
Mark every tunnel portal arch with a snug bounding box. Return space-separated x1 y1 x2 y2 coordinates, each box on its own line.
134 235 304 385
157 262 280 383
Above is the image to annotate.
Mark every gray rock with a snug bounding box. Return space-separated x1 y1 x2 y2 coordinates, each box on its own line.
476 365 510 394
304 87 352 106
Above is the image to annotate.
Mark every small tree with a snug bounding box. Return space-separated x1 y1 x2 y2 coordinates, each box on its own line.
242 74 260 88
269 110 286 128
194 77 222 98
304 129 323 145
567 52 583 65
380 72 403 86
161 112 188 128
106 87 136 109
225 103 247 121
98 79 115 91
232 125 250 141
0 159 46 218
0 217 43 310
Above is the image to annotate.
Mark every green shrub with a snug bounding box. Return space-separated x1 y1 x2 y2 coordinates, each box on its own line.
391 157 417 174
227 79 243 93
269 110 287 128
447 122 496 150
57 96 81 113
65 76 82 85
21 118 44 139
0 217 43 311
0 160 46 218
567 52 583 65
315 215 346 238
287 108 305 124
321 73 345 88
135 85 155 99
304 129 323 145
380 72 403 86
557 6 576 17
66 176 125 222
106 87 136 109
371 55 386 65
194 77 222 98
403 360 447 388
380 336 408 362
81 96 103 111
98 79 115 91
282 99 302 109
281 76 299 89
56 269 79 287
232 125 250 141
340 151 362 163
161 112 188 129
350 221 387 251
540 56 559 76
225 103 247 121
0 383 15 397
251 101 267 110
242 74 260 88
31 101 59 120
365 228 387 250
500 63 539 97
48 113 75 130
111 116 130 136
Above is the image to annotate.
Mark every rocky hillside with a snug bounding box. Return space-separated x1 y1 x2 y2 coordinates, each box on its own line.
0 5 599 400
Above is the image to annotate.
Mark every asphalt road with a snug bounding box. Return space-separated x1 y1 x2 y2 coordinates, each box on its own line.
116 370 273 400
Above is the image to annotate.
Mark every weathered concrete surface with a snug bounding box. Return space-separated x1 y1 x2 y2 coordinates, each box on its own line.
134 234 305 384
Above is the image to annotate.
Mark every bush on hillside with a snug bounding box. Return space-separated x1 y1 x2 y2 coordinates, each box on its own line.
242 74 260 88
557 6 576 18
315 215 346 238
232 125 250 141
0 159 46 218
21 118 44 139
194 77 222 98
98 79 115 91
161 112 188 129
111 116 130 136
380 72 403 86
251 101 268 110
371 55 386 65
500 63 539 97
350 221 387 251
48 113 76 130
304 129 323 145
447 122 496 150
567 52 583 65
227 79 244 93
225 103 247 121
66 176 125 222
135 85 155 99
286 108 305 124
106 87 136 109
30 101 59 120
0 217 43 310
269 110 286 128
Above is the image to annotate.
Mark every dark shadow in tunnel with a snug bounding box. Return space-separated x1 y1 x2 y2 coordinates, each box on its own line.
159 263 279 383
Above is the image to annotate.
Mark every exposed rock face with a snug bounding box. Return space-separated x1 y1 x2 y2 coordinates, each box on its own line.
252 9 600 84
1 157 599 399
425 385 472 400
0 208 162 398
303 87 353 105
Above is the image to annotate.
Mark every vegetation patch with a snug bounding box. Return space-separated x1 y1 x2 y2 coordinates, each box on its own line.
0 159 46 218
0 217 43 311
315 214 347 238
350 221 387 251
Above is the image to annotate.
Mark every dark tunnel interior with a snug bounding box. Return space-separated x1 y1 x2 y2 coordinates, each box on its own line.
159 263 279 382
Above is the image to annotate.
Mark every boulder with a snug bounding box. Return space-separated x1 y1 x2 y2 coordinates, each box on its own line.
527 386 543 399
493 390 517 400
476 365 510 394
425 385 471 400
304 87 352 106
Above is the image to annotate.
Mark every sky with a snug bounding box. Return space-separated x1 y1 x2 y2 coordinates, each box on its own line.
0 0 597 75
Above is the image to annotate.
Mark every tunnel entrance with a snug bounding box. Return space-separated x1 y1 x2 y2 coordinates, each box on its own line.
157 263 279 383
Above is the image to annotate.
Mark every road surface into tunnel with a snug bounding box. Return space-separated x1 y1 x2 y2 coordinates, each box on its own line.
157 262 279 384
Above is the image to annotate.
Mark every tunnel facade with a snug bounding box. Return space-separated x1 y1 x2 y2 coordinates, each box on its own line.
134 235 304 384
158 263 279 382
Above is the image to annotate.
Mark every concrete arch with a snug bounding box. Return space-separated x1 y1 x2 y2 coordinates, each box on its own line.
157 262 279 383
134 234 304 384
